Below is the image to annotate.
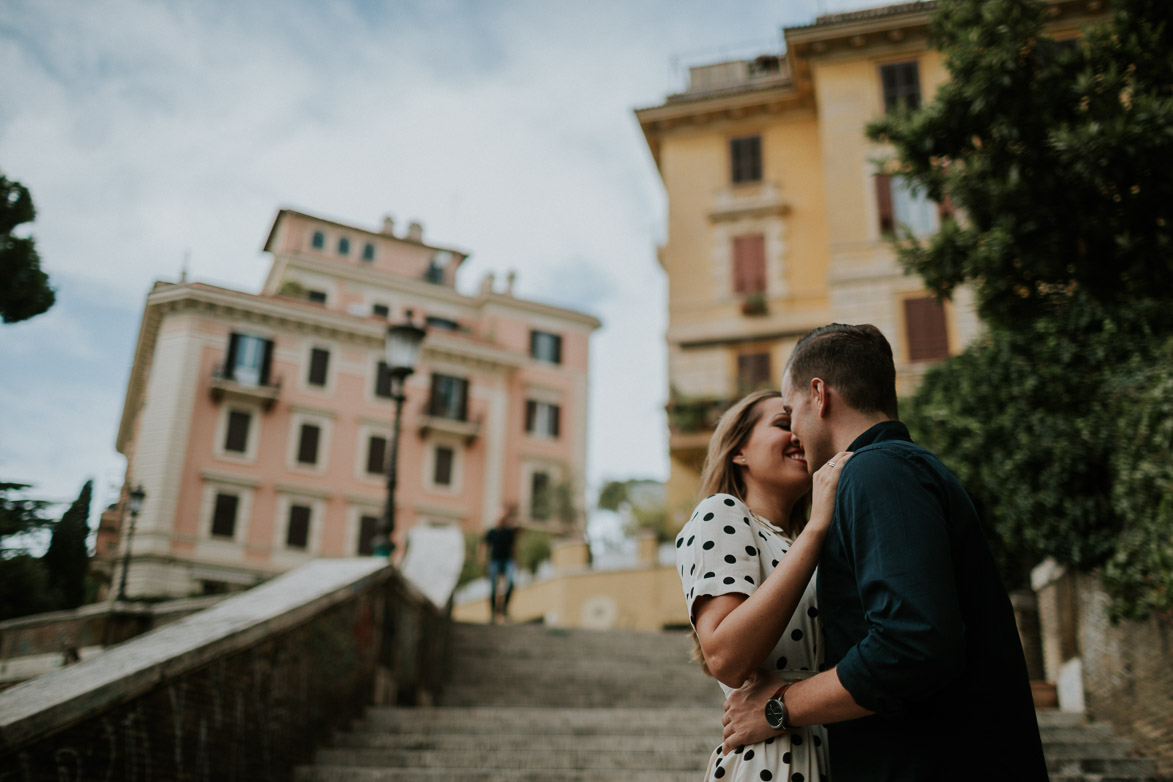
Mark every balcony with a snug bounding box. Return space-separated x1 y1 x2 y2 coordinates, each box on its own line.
709 181 789 223
416 405 481 444
666 394 737 457
209 367 282 410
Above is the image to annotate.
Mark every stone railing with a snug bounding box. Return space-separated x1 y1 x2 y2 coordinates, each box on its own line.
0 558 450 780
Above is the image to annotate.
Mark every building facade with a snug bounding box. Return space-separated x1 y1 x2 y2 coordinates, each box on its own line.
635 0 1100 524
112 209 599 598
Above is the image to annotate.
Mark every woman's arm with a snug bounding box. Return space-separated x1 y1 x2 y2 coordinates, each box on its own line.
694 451 851 688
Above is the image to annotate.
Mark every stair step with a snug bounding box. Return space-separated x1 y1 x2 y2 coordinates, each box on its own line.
329 732 720 754
358 706 719 736
313 747 708 771
1046 756 1159 775
296 767 703 782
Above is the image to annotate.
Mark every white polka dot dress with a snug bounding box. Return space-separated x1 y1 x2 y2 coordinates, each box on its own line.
675 493 831 782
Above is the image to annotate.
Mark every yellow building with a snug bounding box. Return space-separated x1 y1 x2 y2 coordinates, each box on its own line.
636 0 1102 525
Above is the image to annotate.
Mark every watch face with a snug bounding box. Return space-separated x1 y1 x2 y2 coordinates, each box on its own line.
765 698 785 730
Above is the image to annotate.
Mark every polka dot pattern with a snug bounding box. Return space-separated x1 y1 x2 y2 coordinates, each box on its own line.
676 492 830 782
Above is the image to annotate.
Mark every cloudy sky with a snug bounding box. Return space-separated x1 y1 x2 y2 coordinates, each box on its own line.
0 0 884 535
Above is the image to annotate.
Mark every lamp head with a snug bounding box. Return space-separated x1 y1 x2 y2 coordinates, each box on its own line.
128 485 146 515
385 320 427 376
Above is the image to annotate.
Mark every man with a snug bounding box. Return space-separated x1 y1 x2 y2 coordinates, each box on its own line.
482 505 520 622
723 324 1047 780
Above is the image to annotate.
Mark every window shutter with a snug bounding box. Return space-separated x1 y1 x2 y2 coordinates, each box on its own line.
525 400 537 433
224 410 251 453
259 338 275 386
297 424 320 465
457 378 469 421
737 352 772 392
367 435 387 475
551 404 561 439
904 297 950 361
211 493 238 538
308 348 329 386
376 361 393 398
358 515 379 555
875 175 895 234
552 335 562 365
224 333 240 380
434 446 454 486
733 235 766 294
287 505 311 548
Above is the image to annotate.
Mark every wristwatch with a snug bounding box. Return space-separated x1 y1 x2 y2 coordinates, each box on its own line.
764 683 793 731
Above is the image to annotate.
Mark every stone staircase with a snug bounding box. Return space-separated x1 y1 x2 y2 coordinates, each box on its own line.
296 621 1165 781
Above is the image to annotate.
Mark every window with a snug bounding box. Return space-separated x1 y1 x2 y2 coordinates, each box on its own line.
211 492 239 538
307 348 329 387
423 258 444 283
530 471 551 521
311 231 325 249
525 400 561 439
530 331 562 364
730 135 762 184
881 61 921 113
434 446 454 486
426 315 460 331
338 237 350 255
361 242 375 262
366 435 388 475
904 297 950 362
224 333 274 387
297 423 321 465
428 374 469 420
224 410 251 453
306 290 327 304
372 303 390 318
875 175 940 236
357 514 380 555
732 234 767 294
286 504 311 549
737 352 772 393
374 361 394 398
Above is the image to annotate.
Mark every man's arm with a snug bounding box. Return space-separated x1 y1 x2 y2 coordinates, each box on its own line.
722 668 873 753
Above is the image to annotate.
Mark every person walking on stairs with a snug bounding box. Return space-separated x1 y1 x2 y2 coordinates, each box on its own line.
482 505 520 622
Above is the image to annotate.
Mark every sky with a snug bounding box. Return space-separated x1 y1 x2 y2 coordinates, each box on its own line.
0 0 886 538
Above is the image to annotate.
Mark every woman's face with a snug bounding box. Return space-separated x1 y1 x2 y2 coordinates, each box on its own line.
735 397 811 496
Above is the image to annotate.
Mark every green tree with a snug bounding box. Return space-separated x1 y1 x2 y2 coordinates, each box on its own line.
0 554 56 621
596 479 673 542
868 0 1173 330
874 0 1173 618
42 480 92 609
0 481 52 546
0 173 55 324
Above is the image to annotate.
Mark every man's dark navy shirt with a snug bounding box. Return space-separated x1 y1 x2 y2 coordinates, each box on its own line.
817 421 1047 781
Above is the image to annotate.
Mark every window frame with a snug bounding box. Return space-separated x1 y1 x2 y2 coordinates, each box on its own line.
880 60 922 114
730 135 763 184
428 373 470 421
530 330 563 365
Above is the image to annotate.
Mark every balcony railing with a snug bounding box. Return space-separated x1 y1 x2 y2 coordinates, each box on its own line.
416 404 481 444
209 367 282 410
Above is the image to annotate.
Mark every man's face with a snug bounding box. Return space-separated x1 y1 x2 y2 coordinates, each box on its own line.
780 369 831 473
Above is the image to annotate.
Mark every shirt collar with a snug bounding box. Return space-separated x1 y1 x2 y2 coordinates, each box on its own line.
846 420 911 452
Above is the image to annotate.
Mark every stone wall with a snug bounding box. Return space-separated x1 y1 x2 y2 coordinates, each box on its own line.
0 558 450 781
1074 570 1173 777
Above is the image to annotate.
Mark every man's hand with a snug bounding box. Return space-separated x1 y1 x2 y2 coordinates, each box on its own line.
722 672 784 753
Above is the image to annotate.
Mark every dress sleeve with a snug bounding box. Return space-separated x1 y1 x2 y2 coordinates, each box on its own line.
833 449 966 715
675 494 767 628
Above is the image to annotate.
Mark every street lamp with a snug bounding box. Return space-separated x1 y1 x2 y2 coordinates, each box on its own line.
373 320 426 558
117 484 146 601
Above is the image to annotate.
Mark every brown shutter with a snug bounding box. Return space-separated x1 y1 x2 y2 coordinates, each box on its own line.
367 435 387 475
737 352 772 392
297 424 320 465
286 505 311 548
904 297 950 361
733 235 766 294
875 175 895 234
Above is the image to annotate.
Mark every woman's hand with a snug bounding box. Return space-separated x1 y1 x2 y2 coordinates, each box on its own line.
722 672 785 754
805 450 852 533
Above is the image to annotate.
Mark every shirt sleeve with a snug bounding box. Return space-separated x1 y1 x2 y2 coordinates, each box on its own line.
833 449 966 715
675 494 769 628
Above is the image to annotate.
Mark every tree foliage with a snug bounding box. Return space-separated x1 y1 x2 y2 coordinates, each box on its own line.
867 0 1173 330
877 0 1173 620
42 480 93 610
0 481 52 544
0 173 55 324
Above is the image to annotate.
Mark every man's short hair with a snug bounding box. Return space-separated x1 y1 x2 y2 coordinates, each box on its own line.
786 323 899 418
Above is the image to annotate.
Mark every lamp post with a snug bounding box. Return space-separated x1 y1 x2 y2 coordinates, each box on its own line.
117 484 146 601
373 320 426 558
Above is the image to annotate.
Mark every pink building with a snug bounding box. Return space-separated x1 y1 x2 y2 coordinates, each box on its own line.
113 209 600 598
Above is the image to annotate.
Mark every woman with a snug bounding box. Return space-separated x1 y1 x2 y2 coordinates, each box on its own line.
675 389 849 781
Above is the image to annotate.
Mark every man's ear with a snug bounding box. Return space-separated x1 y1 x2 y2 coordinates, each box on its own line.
810 377 829 417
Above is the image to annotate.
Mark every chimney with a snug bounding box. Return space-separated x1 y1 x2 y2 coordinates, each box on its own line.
480 272 495 296
381 215 395 236
407 220 423 242
505 270 516 295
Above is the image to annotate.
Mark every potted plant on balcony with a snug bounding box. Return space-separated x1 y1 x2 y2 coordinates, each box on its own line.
741 292 768 316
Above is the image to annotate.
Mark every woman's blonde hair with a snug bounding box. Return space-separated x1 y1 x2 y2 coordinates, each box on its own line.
689 389 809 676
